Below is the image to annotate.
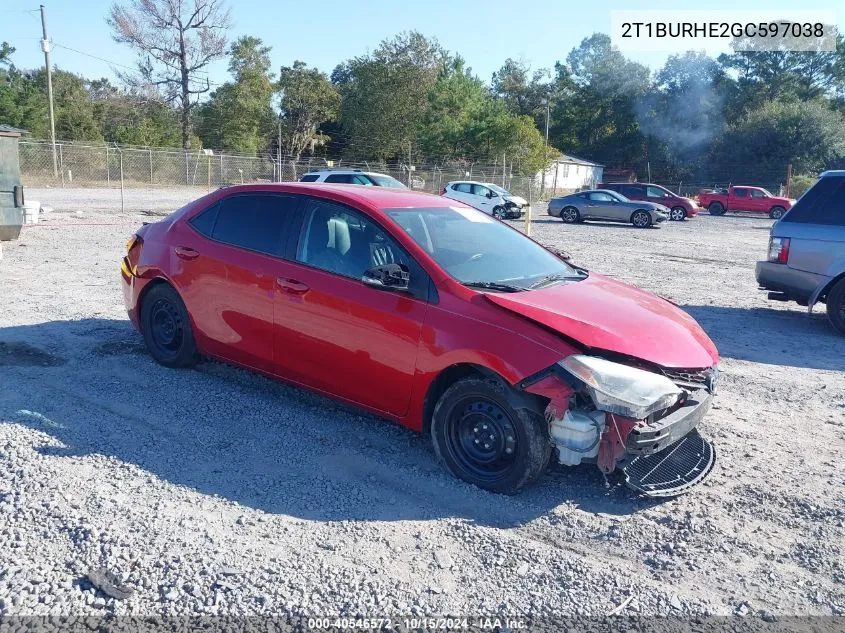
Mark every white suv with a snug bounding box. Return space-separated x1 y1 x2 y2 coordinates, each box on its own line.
299 169 407 188
442 181 528 219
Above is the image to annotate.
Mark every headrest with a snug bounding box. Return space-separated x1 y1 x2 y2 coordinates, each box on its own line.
327 217 351 255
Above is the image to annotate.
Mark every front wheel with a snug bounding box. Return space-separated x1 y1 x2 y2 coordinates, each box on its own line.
140 283 198 368
431 378 551 495
769 206 786 220
670 206 687 221
708 202 726 216
492 206 505 219
826 278 845 336
631 210 652 228
560 206 580 224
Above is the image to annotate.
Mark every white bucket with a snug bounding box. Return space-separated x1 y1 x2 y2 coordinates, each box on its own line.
23 201 40 225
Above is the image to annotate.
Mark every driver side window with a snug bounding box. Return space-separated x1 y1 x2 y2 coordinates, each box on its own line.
471 185 491 198
297 201 404 279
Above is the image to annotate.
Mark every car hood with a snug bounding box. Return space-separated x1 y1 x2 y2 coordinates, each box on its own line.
504 195 528 206
484 274 718 369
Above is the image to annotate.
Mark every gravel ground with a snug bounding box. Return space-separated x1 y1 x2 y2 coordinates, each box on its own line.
0 188 843 621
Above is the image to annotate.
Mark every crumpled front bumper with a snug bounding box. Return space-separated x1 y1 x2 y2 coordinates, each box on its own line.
626 389 712 456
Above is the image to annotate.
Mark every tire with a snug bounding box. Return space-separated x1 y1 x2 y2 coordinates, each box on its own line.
669 206 687 221
708 202 726 216
560 206 580 224
631 210 652 228
492 206 505 220
769 206 786 220
825 278 845 336
140 283 198 368
431 378 552 495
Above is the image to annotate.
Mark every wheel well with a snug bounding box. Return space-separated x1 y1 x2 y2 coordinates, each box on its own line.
136 277 174 321
819 272 845 303
421 363 500 435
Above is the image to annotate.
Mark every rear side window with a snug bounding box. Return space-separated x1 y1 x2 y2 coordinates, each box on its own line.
208 193 298 257
300 174 320 182
783 177 845 226
621 185 643 197
324 174 352 184
189 203 219 237
454 183 472 193
734 188 748 197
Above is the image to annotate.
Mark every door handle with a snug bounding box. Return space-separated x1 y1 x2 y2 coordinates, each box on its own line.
276 277 309 295
174 246 199 260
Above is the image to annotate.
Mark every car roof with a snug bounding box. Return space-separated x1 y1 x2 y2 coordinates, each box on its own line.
303 169 392 177
216 182 451 211
446 180 487 186
819 170 845 178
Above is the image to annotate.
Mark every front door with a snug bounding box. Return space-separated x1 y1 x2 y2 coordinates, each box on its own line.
587 191 622 221
273 198 430 417
470 184 496 214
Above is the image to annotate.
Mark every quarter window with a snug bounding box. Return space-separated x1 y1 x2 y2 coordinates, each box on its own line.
783 177 845 226
300 174 320 182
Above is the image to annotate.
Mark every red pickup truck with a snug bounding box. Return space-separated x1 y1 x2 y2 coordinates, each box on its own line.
698 186 794 219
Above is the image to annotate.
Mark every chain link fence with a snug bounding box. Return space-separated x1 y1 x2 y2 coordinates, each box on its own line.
19 140 547 204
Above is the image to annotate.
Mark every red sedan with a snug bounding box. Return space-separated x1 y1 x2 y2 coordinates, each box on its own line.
121 184 720 496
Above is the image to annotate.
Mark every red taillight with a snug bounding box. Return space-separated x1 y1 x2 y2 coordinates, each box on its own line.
768 237 790 264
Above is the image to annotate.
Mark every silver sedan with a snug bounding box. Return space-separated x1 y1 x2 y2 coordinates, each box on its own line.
547 189 669 228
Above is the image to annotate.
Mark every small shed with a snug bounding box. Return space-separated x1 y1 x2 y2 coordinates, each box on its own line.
535 153 604 196
0 124 27 241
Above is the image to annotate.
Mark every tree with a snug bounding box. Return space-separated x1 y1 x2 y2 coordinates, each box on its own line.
277 61 339 164
108 0 232 149
333 31 446 160
196 36 275 153
550 34 650 167
0 42 14 68
491 58 550 125
709 100 845 188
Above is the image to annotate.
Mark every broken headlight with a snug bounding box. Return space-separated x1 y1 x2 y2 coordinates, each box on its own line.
557 355 682 419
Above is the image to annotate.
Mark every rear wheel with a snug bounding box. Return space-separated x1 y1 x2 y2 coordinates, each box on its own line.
708 202 726 216
560 206 580 224
670 206 687 221
431 378 551 495
825 278 845 336
631 210 652 228
769 206 786 220
140 283 198 368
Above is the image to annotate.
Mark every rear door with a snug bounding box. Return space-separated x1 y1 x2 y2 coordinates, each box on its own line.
173 192 302 372
620 184 646 202
272 197 430 416
446 182 473 206
780 176 845 276
731 187 749 211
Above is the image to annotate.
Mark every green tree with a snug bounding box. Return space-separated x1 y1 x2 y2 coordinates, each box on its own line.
709 100 845 187
333 31 446 160
491 58 550 128
277 60 339 164
196 36 275 153
0 42 14 68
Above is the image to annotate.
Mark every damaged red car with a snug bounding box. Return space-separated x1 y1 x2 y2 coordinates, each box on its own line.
121 184 719 496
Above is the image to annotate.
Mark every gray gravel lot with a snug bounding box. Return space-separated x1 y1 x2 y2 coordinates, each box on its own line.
0 187 843 620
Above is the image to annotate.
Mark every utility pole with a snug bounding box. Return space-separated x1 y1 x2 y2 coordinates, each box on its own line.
407 141 413 188
40 4 58 180
541 98 551 199
277 121 282 182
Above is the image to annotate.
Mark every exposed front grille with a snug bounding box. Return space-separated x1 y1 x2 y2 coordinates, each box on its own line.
662 367 717 393
622 429 716 497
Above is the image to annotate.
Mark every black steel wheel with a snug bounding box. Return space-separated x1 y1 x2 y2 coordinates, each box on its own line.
825 278 845 336
140 283 198 368
431 378 551 494
708 202 726 216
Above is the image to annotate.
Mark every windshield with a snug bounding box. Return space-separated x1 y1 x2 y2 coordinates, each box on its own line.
385 206 582 289
369 174 407 189
487 184 510 195
759 188 773 197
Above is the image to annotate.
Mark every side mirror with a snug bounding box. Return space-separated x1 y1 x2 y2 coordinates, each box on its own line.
362 263 410 292
487 191 495 199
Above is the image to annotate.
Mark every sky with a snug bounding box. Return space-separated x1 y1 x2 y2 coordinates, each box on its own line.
2 0 843 89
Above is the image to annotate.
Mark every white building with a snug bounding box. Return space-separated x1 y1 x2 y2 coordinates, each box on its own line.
535 154 604 196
